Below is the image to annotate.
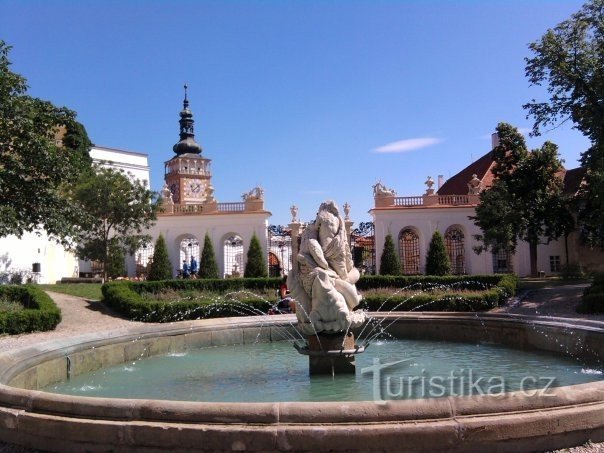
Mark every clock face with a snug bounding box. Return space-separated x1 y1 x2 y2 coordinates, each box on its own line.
183 178 204 199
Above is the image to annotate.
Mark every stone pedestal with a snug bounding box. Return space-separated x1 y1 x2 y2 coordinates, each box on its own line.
307 332 357 375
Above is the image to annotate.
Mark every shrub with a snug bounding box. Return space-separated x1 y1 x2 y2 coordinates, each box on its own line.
357 274 516 312
379 234 401 275
0 285 61 334
106 240 126 279
577 280 604 313
147 234 173 281
102 279 275 322
561 263 585 279
426 231 451 275
244 234 268 278
199 233 219 279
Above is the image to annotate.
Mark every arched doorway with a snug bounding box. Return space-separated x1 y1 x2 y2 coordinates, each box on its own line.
223 235 244 278
444 226 465 274
398 228 420 275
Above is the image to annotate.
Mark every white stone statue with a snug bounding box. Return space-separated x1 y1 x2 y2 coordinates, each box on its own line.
290 204 299 223
160 183 174 205
468 174 483 195
242 185 265 201
372 182 396 197
287 200 365 335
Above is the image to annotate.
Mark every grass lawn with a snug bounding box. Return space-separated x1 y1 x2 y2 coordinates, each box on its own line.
38 283 103 300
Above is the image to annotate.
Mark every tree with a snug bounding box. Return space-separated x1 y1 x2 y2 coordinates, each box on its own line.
147 235 172 281
0 40 92 241
106 240 126 279
524 0 604 247
73 167 159 281
199 233 219 279
244 234 268 278
147 234 173 281
379 234 401 275
426 231 451 276
471 123 574 277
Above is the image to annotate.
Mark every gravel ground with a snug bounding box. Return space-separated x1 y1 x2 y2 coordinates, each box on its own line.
0 287 603 452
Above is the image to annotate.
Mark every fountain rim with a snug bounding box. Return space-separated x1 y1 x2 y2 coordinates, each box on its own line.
0 313 603 451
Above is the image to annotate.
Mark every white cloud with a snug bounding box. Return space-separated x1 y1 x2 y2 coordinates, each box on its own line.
372 137 443 154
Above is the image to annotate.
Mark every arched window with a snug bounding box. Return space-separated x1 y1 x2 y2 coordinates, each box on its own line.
398 228 420 275
135 243 155 279
224 235 244 278
492 247 512 273
179 237 200 274
445 226 465 274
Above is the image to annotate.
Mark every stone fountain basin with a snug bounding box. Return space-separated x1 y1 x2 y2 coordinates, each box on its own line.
0 313 603 452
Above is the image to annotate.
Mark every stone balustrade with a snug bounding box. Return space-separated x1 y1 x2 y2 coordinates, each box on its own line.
159 199 265 216
375 193 480 209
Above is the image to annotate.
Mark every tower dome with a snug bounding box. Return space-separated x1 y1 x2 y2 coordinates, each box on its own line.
173 84 202 155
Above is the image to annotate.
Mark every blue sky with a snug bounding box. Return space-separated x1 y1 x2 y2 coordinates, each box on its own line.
1 0 591 225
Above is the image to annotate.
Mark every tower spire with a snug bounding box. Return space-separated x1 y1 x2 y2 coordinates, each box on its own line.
173 83 202 155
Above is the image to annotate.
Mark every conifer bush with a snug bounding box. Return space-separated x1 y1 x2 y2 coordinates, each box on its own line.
199 233 219 279
244 233 268 278
426 231 451 276
147 234 173 281
106 241 126 279
379 234 401 275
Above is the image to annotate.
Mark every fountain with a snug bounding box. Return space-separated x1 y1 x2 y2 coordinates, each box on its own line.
0 202 603 451
287 200 366 374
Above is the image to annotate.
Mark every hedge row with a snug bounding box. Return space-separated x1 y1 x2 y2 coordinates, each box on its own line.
577 275 604 314
360 288 504 313
356 274 516 293
103 274 517 322
0 285 61 334
102 280 273 322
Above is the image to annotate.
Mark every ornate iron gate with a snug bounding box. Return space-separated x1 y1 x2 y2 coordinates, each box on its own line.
267 225 293 277
350 221 376 275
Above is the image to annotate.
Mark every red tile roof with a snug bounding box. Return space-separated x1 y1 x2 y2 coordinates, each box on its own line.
437 150 495 195
437 149 585 196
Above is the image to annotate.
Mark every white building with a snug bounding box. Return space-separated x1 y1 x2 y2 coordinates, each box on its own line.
370 136 603 277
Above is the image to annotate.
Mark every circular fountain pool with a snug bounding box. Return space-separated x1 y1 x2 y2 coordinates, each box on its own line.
43 339 604 403
1 313 604 452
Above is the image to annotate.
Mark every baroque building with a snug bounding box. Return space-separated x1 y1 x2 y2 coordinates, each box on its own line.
370 135 603 277
145 87 271 279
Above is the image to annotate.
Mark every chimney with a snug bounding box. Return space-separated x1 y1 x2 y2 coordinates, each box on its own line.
491 132 500 149
437 175 445 190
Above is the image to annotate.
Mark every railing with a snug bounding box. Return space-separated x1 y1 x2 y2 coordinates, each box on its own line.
393 196 424 206
217 202 245 212
438 195 470 205
173 204 204 214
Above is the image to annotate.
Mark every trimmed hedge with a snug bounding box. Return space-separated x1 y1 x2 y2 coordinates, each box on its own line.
103 274 517 321
0 285 61 334
103 279 277 322
577 279 604 314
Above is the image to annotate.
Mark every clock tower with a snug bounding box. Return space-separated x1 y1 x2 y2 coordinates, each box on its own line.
164 85 214 205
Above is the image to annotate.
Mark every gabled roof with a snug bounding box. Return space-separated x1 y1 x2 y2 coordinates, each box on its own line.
437 148 585 196
437 150 495 195
563 167 586 195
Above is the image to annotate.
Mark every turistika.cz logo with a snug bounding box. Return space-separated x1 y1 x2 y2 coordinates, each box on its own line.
361 358 557 404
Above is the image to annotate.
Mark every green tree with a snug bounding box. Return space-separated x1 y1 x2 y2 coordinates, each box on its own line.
471 123 574 276
147 234 173 281
524 0 604 247
379 234 401 275
199 233 219 279
74 167 159 281
426 231 451 276
244 234 268 278
106 240 126 279
0 41 92 241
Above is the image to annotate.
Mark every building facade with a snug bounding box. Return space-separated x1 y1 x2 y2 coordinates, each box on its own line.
370 136 603 277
